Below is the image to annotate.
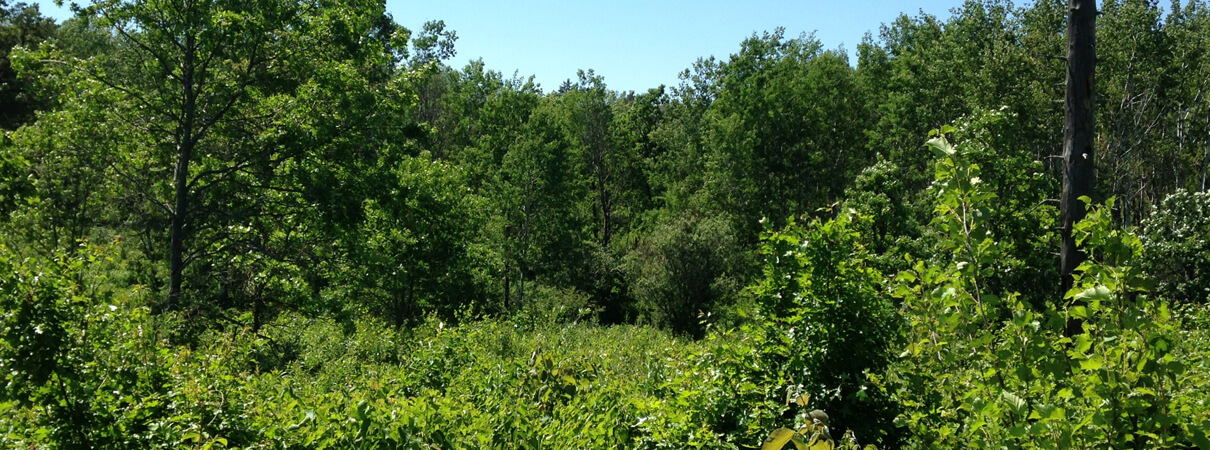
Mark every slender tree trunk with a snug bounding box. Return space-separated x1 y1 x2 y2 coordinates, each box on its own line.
167 157 188 310
1060 0 1097 300
393 292 404 329
253 286 265 332
598 176 613 248
167 34 198 312
503 267 511 311
1202 137 1209 192
517 264 525 310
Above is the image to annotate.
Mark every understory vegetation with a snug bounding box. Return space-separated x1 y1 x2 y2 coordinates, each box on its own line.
3 0 1210 447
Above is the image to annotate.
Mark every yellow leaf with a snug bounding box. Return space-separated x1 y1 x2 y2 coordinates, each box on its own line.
808 436 834 450
762 428 808 450
806 427 835 450
795 394 810 407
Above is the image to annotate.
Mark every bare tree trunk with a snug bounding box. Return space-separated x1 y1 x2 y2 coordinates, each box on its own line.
1060 0 1097 300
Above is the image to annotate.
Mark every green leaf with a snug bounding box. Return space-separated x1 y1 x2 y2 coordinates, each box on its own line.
1002 391 1027 417
1190 420 1210 450
1075 285 1112 303
926 137 956 157
1079 355 1104 371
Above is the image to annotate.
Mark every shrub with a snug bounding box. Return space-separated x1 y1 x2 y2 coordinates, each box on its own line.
625 212 746 337
1140 189 1210 305
884 127 1197 447
747 210 901 445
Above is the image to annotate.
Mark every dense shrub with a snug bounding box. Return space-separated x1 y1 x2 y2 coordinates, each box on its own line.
0 242 237 448
884 129 1200 448
748 210 901 444
625 212 746 337
1141 189 1210 305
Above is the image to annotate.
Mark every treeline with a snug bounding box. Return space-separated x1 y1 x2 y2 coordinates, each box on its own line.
2 0 1208 335
4 0 1210 447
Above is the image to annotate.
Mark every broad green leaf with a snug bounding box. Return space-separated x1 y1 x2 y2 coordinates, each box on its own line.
926 137 956 157
1079 355 1104 371
1190 420 1210 450
806 430 833 450
1075 285 1112 303
1002 391 1027 417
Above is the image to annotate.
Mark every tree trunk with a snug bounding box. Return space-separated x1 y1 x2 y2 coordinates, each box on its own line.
1201 137 1209 192
167 151 190 310
1060 0 1097 301
503 265 511 310
167 34 198 312
253 287 265 333
597 176 613 248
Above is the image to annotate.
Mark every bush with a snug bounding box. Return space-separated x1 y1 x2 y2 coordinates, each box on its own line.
625 212 746 337
884 128 1197 448
1141 189 1210 305
747 210 901 445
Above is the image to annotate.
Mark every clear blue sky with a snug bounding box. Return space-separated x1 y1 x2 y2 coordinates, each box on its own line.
34 0 970 93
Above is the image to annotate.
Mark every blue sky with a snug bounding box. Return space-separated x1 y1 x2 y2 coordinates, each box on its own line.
34 0 970 93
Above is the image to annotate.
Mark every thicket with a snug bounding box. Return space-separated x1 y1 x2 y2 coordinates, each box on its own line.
3 0 1210 447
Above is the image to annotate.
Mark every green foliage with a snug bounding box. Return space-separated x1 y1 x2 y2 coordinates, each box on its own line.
760 396 876 450
1141 189 1210 305
344 155 488 327
860 0 1065 194
885 127 1197 448
4 0 1210 448
514 283 597 327
841 157 923 276
748 209 900 445
625 212 745 337
0 1 57 130
703 29 870 236
0 242 198 448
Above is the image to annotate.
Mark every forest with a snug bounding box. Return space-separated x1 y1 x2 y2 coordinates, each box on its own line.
2 0 1210 447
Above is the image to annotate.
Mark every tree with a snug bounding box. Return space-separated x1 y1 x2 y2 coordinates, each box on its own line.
1096 0 1171 225
495 99 587 309
1165 1 1210 193
704 30 868 234
347 156 485 328
1060 0 1097 298
561 70 617 250
625 212 743 337
76 0 293 310
56 0 408 312
0 1 56 130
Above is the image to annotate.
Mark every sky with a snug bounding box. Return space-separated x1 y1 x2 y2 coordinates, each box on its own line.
32 0 970 93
